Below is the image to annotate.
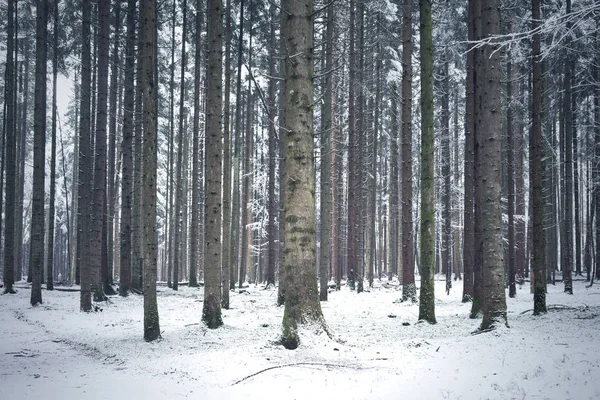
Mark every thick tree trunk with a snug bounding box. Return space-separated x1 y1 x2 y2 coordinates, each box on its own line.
479 0 508 330
202 0 224 329
418 0 436 323
280 0 327 350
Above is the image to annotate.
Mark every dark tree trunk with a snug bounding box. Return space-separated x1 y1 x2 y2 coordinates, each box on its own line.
141 0 160 342
79 0 93 311
507 55 516 298
531 0 547 314
319 1 334 301
479 0 508 330
173 0 189 292
89 0 111 304
401 0 415 301
202 0 224 329
562 0 574 294
220 0 230 305
266 0 277 290
30 0 49 306
418 0 436 323
2 0 16 294
119 0 136 297
46 0 60 292
191 0 204 289
107 1 121 290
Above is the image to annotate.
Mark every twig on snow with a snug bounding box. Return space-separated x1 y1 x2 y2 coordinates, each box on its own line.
232 362 363 385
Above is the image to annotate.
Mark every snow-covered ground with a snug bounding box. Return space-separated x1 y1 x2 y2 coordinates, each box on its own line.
1 277 599 399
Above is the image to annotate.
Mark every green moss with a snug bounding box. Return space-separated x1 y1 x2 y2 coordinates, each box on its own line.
281 308 299 350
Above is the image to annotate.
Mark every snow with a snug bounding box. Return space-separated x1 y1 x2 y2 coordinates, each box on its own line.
2 278 599 399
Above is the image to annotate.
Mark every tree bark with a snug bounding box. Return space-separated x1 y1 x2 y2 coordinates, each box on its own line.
30 0 49 306
402 0 415 301
141 0 160 341
479 0 508 330
79 0 93 311
280 0 327 349
418 0 436 324
202 0 224 329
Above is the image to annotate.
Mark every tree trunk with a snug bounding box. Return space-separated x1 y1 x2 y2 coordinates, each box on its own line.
319 1 334 301
79 0 93 311
418 0 436 324
442 56 451 295
46 0 60 292
479 0 508 330
202 0 224 329
2 0 16 294
562 0 574 294
531 0 547 314
220 0 230 305
191 0 204 289
173 0 189 292
401 0 415 301
280 0 327 350
107 1 121 290
266 0 277 290
30 0 49 306
119 0 136 297
507 54 516 298
141 0 160 342
89 0 111 304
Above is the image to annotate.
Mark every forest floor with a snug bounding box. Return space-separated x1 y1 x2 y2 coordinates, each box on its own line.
1 276 599 399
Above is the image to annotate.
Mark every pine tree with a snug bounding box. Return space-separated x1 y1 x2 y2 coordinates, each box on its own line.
280 0 327 349
202 0 224 329
30 0 49 306
531 0 547 314
418 0 436 324
140 0 160 342
402 0 416 302
479 0 508 330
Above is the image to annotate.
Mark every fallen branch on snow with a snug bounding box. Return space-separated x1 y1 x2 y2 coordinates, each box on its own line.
232 362 364 385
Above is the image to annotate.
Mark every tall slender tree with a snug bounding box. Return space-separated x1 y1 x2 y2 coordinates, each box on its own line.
47 0 60 291
531 0 547 314
191 0 204 289
89 0 111 303
30 0 49 306
79 0 93 311
319 0 334 301
140 0 160 342
478 0 508 330
418 0 436 324
402 0 416 302
202 0 224 329
119 0 136 297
